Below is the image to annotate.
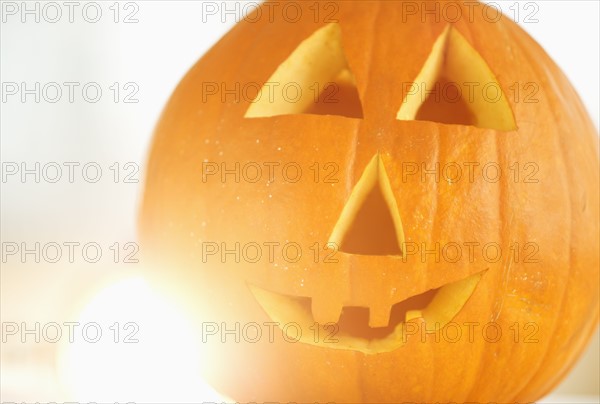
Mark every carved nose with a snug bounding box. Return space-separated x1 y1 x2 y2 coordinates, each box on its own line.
329 153 405 257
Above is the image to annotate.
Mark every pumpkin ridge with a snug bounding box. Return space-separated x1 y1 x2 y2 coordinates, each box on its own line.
463 16 517 401
505 21 574 402
426 122 441 303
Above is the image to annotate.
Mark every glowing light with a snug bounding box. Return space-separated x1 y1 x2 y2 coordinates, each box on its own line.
58 277 226 402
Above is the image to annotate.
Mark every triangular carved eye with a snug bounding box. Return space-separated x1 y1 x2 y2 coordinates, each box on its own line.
397 26 516 131
329 154 405 257
245 23 363 119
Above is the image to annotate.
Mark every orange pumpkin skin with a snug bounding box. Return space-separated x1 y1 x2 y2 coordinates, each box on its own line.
139 1 599 402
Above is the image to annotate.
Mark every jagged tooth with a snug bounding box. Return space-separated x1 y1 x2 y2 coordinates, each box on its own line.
369 306 392 328
405 309 423 323
311 297 343 324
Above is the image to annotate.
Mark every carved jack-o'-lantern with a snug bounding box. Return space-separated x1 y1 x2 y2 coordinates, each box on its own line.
140 1 599 402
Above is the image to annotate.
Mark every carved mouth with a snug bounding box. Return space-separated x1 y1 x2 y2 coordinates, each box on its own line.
249 270 484 354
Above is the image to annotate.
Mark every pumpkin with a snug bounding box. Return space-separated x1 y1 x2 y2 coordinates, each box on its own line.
139 1 599 402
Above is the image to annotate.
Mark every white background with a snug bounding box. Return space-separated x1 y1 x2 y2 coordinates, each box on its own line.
1 1 598 402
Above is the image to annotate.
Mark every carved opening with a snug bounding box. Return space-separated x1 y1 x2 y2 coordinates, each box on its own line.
329 154 405 256
245 23 363 119
397 26 516 130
